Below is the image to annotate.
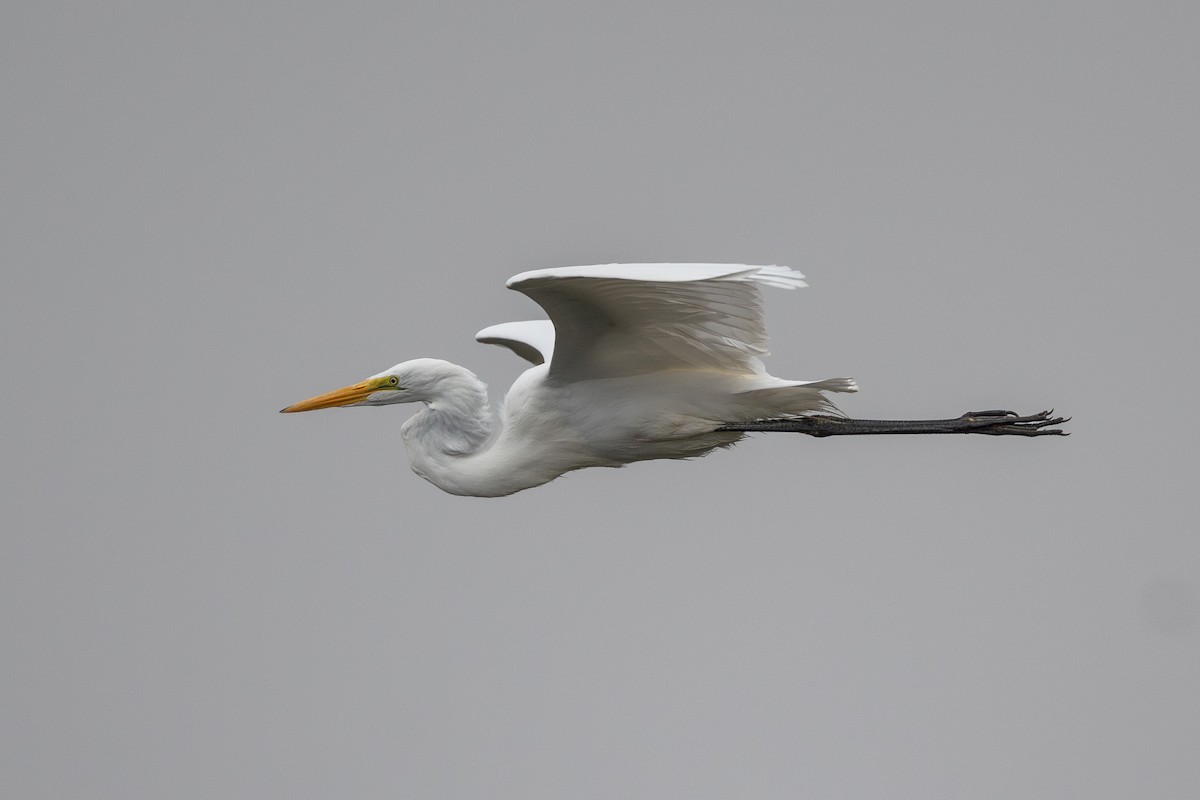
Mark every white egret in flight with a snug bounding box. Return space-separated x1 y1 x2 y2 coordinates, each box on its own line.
283 264 1066 496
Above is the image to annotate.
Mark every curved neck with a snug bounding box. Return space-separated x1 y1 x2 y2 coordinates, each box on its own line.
400 372 494 458
397 366 578 497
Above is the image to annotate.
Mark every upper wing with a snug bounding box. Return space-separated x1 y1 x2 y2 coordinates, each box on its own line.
506 264 806 382
475 320 556 365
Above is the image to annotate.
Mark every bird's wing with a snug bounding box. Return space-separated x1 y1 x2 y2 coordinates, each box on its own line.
475 320 556 365
506 264 806 381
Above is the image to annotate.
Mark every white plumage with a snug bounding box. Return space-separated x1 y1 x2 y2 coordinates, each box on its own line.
282 264 856 496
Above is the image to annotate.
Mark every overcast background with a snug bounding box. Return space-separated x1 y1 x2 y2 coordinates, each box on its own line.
4 2 1198 798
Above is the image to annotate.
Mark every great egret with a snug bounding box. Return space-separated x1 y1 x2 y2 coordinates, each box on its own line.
282 264 1066 496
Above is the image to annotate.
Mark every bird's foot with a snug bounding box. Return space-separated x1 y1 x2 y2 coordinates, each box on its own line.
956 409 1070 436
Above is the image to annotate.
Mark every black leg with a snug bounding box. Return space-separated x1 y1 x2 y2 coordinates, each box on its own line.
717 409 1069 437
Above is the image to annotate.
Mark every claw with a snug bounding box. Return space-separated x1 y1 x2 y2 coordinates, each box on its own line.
976 409 1069 436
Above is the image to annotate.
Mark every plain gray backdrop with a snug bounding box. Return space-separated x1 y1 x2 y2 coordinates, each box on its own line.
4 2 1198 798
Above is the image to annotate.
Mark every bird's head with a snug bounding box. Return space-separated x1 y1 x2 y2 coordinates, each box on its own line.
280 359 478 413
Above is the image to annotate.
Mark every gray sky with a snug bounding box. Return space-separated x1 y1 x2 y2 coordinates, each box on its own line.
4 2 1198 798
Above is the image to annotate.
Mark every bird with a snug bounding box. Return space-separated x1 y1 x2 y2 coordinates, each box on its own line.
282 264 1066 496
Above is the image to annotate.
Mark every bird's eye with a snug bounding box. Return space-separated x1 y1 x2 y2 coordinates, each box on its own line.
388 376 400 387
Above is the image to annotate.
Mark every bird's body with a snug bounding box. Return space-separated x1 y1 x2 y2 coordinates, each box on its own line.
283 264 856 496
283 263 1065 496
397 362 850 497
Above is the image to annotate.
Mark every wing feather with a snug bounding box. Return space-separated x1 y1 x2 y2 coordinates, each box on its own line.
506 264 806 382
475 320 555 365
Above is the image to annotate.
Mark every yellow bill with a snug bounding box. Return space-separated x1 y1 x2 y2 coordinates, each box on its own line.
280 376 396 413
